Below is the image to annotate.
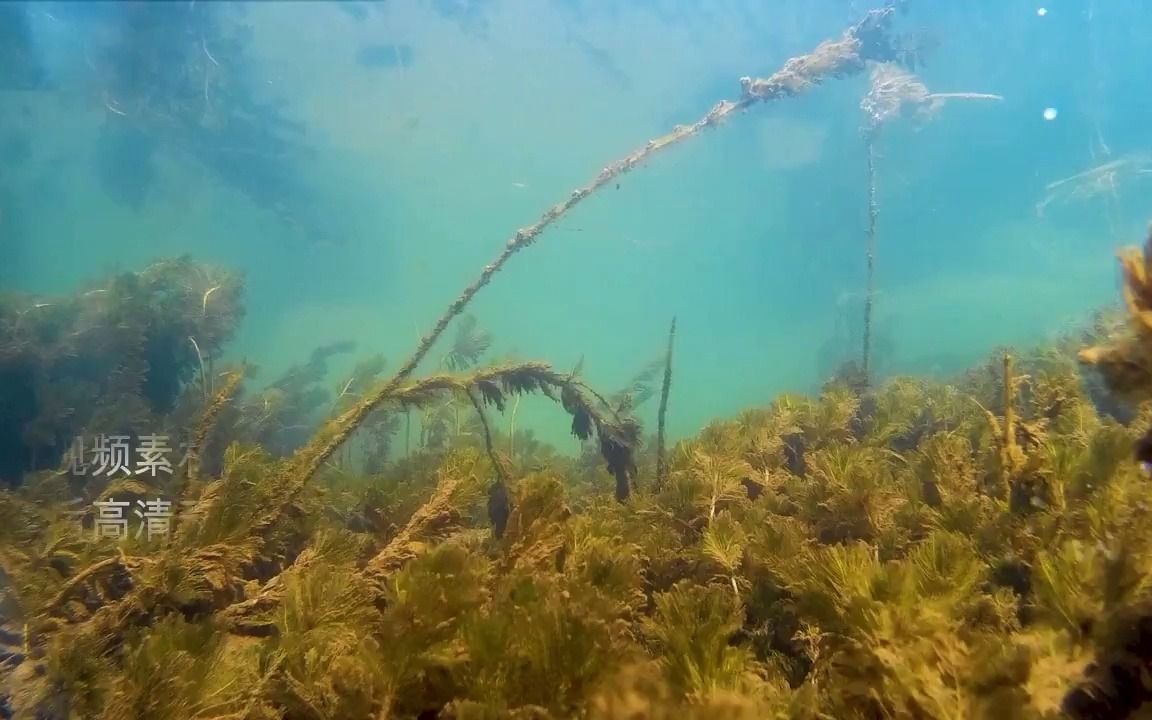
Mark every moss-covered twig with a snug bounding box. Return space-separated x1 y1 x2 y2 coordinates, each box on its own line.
285 361 638 503
861 62 1002 131
975 351 1025 501
656 317 676 490
179 368 243 492
863 136 879 383
858 63 1001 384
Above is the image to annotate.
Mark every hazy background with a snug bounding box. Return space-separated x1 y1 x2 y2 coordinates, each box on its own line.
3 0 1150 451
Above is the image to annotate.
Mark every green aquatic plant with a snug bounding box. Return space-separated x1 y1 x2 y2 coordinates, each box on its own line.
215 341 358 464
0 256 243 486
1036 153 1152 219
6 320 1152 719
643 581 763 698
1080 225 1152 455
442 315 493 373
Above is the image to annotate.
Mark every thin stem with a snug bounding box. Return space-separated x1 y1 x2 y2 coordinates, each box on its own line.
189 335 208 402
655 317 676 490
862 135 879 384
508 394 521 459
924 92 1003 102
466 389 508 484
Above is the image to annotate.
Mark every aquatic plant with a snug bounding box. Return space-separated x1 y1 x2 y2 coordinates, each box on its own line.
17 6 1152 719
1036 153 1152 218
655 318 677 491
1080 225 1152 462
0 256 243 486
5 256 1152 718
857 62 1002 384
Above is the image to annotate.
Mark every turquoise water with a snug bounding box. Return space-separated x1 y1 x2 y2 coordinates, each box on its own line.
3 0 1148 452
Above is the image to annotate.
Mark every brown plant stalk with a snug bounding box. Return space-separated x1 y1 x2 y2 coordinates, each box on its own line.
655 317 676 489
859 61 1001 383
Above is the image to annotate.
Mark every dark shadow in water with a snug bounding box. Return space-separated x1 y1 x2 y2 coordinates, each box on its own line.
356 43 415 70
41 2 332 242
564 32 633 90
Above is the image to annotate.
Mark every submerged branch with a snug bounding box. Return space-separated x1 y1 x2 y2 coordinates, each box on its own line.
862 62 1001 131
322 4 903 478
656 317 676 490
925 92 1003 102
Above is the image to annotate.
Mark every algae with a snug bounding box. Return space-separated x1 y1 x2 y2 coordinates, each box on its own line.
3 5 1152 720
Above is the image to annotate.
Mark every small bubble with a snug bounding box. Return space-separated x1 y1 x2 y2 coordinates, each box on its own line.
1043 107 1058 121
1037 7 1048 16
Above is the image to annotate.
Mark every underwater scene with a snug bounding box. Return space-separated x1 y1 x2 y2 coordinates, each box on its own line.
4 0 1152 717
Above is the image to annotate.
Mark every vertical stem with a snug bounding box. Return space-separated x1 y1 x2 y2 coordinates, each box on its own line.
1002 352 1017 457
404 409 411 458
466 389 508 484
862 133 879 384
655 317 676 490
508 394 521 459
189 336 208 402
1000 351 1022 503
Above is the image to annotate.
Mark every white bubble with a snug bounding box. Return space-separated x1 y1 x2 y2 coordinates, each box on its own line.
1043 107 1058 121
1037 7 1048 16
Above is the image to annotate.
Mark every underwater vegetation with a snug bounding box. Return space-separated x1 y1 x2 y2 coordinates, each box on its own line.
1036 153 1152 219
4 250 1152 718
0 257 243 486
856 62 1002 387
5 4 1152 720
